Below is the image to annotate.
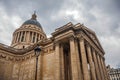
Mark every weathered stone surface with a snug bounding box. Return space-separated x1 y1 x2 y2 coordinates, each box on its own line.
0 14 109 80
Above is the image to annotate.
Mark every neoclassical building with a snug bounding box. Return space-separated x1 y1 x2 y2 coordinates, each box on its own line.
0 13 109 80
107 65 120 80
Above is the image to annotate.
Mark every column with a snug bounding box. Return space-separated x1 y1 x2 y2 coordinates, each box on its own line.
18 32 21 42
54 43 61 80
39 35 41 40
24 31 27 42
79 37 90 80
15 33 18 43
16 32 20 42
97 54 104 80
38 34 40 41
86 44 96 80
26 31 30 42
69 37 80 80
100 57 107 80
31 32 34 42
92 49 101 80
100 56 106 80
60 44 65 80
34 33 37 43
103 59 110 80
19 31 23 42
75 39 83 80
12 34 16 44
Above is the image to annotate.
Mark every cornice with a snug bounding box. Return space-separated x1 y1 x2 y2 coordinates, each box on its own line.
0 37 53 55
82 29 105 54
52 22 74 37
82 33 105 56
0 22 106 61
13 28 46 36
0 50 36 62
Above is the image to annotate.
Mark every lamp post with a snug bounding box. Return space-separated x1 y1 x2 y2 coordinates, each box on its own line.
34 45 41 80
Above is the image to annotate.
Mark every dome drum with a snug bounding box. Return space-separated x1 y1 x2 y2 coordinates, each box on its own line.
11 13 47 49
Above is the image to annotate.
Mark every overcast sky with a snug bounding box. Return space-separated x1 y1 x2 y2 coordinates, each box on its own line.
0 0 120 68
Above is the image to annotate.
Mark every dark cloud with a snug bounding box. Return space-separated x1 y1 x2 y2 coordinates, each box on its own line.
0 0 120 68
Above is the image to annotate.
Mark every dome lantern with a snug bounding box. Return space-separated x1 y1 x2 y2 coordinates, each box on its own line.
31 11 37 20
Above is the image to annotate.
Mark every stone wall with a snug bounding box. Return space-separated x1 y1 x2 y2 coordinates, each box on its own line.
0 59 13 80
42 53 55 80
0 48 56 80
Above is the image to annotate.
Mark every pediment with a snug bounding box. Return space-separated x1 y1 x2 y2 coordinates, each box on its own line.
74 23 104 52
83 28 104 52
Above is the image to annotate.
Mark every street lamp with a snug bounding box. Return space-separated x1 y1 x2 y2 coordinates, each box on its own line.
34 45 41 80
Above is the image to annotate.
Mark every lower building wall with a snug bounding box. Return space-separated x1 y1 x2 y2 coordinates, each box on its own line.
17 58 36 80
42 52 55 80
0 59 13 80
0 51 55 80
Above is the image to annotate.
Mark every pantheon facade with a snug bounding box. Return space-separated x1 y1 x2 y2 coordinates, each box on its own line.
0 13 109 80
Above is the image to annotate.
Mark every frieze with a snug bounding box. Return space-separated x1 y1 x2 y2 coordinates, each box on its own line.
0 51 36 62
76 31 104 55
83 35 104 56
76 35 104 57
83 29 104 52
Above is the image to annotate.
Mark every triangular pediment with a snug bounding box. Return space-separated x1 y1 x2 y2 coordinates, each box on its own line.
74 23 104 52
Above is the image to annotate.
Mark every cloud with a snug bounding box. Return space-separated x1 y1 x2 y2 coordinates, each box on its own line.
100 36 120 68
0 4 22 45
0 0 120 68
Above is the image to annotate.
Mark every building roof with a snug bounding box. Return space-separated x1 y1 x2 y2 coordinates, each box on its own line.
22 13 42 29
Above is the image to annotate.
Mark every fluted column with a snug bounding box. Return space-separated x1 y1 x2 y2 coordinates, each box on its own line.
12 34 16 43
34 33 37 43
60 44 65 80
75 39 83 80
99 56 106 80
97 54 104 80
54 42 61 80
86 44 96 80
31 32 34 42
15 33 19 43
92 49 101 80
38 34 40 41
69 37 79 80
17 32 20 42
24 31 27 42
19 31 23 42
79 37 90 80
26 31 30 42
100 57 107 80
14 33 17 43
103 59 110 80
39 35 41 40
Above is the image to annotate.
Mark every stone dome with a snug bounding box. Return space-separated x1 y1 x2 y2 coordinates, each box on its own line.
23 19 42 28
22 13 42 29
11 13 47 49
